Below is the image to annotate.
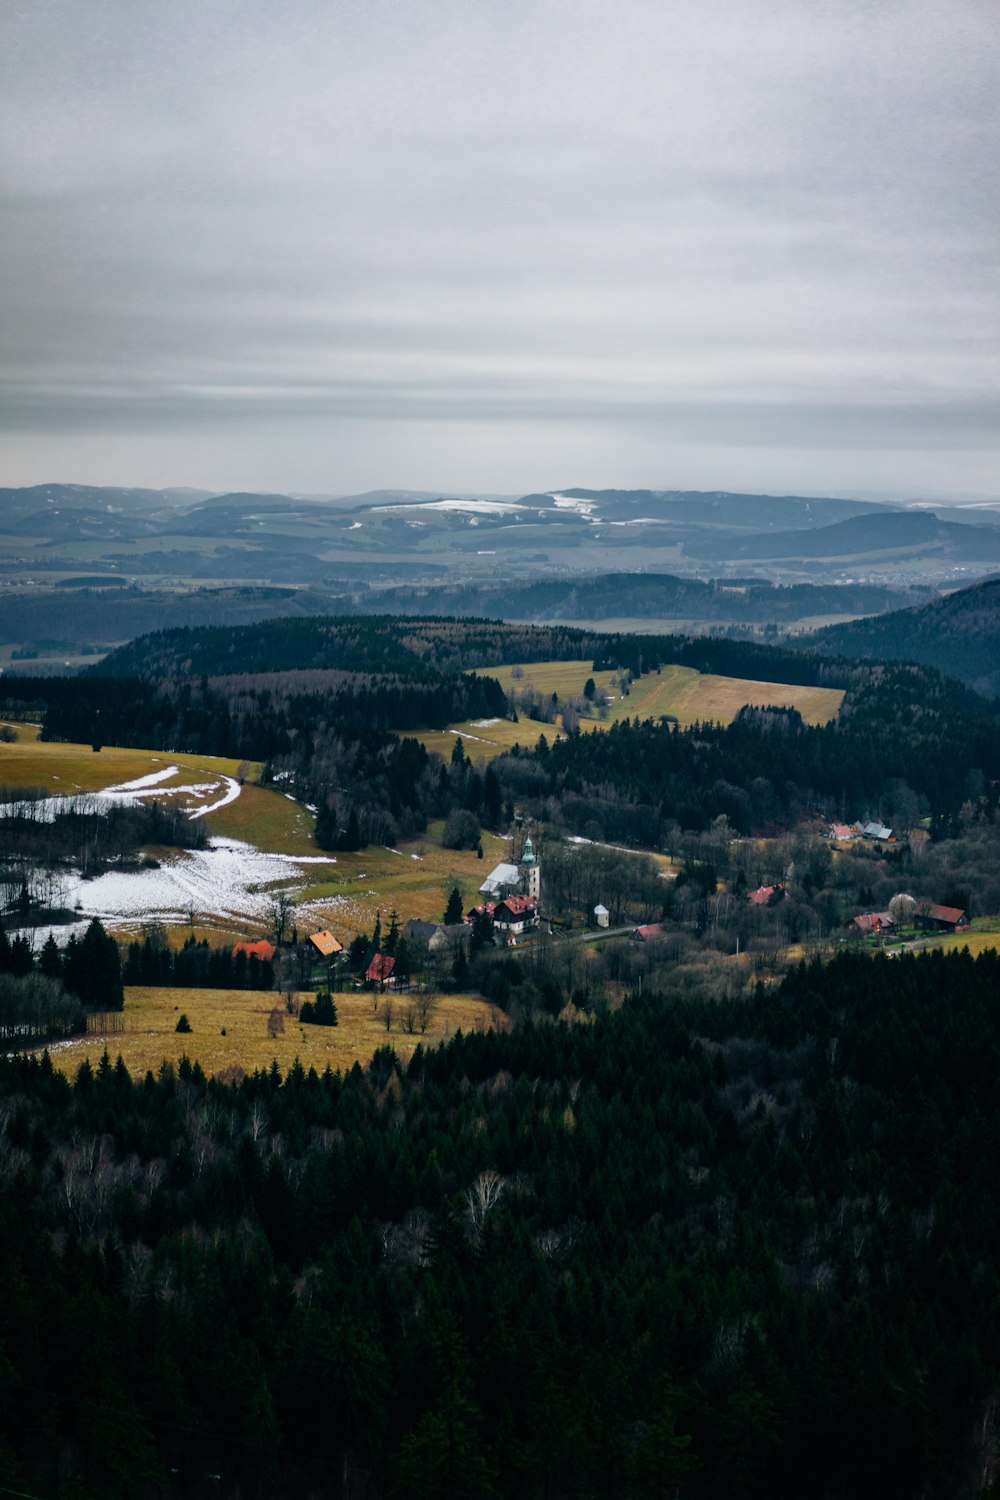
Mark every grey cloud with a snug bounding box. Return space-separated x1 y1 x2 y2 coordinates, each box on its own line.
1 0 997 494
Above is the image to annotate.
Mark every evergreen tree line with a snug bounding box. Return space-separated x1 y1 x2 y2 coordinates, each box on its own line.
0 916 123 1044
0 948 997 1497
121 933 275 991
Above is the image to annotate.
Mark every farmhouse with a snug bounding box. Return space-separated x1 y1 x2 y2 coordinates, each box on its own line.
914 902 969 932
632 923 664 942
429 923 471 954
307 929 343 959
828 822 854 841
862 822 893 842
849 912 894 936
365 953 396 986
402 918 438 944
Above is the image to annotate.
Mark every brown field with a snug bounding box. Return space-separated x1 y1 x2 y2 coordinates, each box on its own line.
624 664 844 727
0 720 41 743
408 660 843 762
45 984 501 1079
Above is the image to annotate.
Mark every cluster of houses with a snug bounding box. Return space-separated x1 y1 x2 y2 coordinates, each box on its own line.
395 839 544 969
848 901 969 937
828 820 894 843
250 837 547 992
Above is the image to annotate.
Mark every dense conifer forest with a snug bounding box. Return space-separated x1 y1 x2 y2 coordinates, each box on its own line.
1 617 999 1494
0 949 998 1497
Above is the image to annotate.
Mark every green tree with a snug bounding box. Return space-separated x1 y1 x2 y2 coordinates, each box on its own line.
445 886 464 924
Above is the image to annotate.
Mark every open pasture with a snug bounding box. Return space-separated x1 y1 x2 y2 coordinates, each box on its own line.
47 984 499 1078
625 664 844 727
0 720 41 743
410 659 843 762
893 921 1000 960
0 736 259 800
487 658 842 728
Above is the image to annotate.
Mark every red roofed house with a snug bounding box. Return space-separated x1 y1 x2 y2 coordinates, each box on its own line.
632 923 664 942
233 939 276 962
492 896 537 937
849 912 894 937
365 953 396 987
829 823 853 840
748 884 786 906
915 902 969 932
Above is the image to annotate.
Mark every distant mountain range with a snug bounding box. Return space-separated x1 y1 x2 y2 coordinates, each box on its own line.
3 482 1000 669
3 483 999 588
685 509 1000 564
802 578 1000 697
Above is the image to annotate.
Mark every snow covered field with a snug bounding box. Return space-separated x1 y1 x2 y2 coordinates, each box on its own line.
1 765 243 823
6 767 335 946
25 838 339 946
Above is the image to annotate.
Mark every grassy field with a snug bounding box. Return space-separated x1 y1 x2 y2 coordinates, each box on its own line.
45 984 500 1078
0 720 41 743
408 659 843 762
888 919 1000 959
624 664 844 727
0 737 261 798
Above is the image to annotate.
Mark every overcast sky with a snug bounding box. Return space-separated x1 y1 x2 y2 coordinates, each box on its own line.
2 0 997 498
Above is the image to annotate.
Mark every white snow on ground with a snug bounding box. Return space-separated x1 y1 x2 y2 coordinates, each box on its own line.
188 775 242 819
371 498 526 515
29 837 337 935
550 494 600 519
97 767 180 795
1 766 243 822
470 718 501 727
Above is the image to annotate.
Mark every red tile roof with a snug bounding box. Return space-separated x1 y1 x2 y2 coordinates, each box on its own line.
366 953 396 983
850 912 893 934
918 903 968 926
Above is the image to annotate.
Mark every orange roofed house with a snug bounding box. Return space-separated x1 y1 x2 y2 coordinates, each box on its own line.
233 939 276 962
308 929 344 959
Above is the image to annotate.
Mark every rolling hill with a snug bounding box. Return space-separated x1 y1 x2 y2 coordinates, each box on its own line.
802 577 1000 697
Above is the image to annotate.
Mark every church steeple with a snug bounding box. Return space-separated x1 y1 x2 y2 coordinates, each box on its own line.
519 836 540 901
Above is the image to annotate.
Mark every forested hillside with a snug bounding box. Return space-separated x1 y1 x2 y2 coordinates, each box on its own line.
498 659 1000 841
1 948 998 1497
343 574 915 625
4 623 997 843
803 577 1000 697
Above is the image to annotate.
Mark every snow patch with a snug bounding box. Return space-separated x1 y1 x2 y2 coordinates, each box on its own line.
22 837 336 935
